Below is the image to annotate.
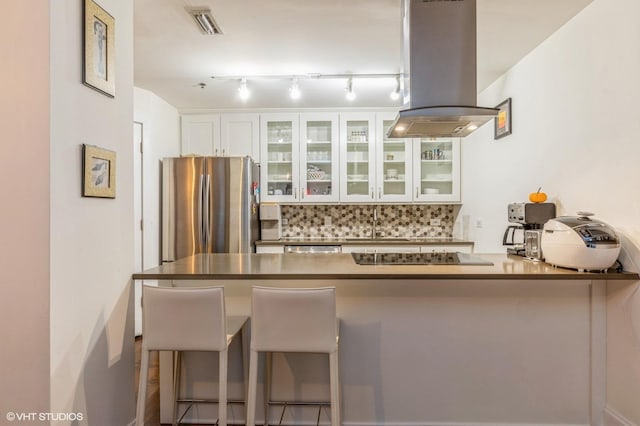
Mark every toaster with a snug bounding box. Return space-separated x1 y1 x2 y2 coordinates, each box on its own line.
541 213 621 272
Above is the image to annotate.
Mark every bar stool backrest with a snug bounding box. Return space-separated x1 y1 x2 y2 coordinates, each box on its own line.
142 286 227 352
251 286 337 353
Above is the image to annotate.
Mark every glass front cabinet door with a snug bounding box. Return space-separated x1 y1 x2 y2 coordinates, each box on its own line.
339 113 376 202
376 112 413 202
260 114 300 202
412 137 461 202
299 113 339 202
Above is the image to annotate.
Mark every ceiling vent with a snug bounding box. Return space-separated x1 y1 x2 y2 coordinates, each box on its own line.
188 8 223 35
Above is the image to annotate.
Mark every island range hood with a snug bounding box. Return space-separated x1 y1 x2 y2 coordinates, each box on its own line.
387 0 498 139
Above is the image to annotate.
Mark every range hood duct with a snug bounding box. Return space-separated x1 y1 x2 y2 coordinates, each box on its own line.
387 0 498 139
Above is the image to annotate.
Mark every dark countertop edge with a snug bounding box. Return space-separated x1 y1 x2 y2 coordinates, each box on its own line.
256 239 475 246
132 272 639 281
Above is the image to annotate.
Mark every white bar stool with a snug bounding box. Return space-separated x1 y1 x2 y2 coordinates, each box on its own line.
246 286 341 426
136 285 247 426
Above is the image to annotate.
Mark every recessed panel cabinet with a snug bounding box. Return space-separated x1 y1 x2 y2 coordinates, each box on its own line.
181 114 220 156
181 113 260 161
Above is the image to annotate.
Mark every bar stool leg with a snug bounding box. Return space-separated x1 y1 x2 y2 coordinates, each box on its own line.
173 351 182 426
264 352 273 426
136 348 150 426
219 348 228 426
246 349 259 426
329 350 341 426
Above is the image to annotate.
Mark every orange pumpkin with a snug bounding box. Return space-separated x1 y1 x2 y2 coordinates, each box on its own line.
529 188 547 203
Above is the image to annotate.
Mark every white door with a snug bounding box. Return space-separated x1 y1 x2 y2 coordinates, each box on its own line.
133 121 144 336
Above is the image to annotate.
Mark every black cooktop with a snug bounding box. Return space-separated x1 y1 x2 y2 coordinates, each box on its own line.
351 252 493 266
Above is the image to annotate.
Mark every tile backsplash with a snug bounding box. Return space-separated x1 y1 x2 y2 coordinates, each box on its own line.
281 205 456 239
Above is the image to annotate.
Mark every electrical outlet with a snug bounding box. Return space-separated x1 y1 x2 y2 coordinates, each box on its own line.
324 216 332 226
430 218 441 226
282 218 288 225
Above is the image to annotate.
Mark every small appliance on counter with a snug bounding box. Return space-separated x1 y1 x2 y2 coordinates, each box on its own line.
259 203 282 241
503 202 556 257
541 212 621 272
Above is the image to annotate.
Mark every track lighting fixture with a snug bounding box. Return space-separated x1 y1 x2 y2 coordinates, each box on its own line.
289 79 301 100
238 78 250 101
209 73 402 102
345 78 356 101
390 75 401 100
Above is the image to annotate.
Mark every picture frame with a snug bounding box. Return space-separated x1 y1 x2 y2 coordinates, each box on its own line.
83 0 115 97
494 97 512 140
82 144 116 198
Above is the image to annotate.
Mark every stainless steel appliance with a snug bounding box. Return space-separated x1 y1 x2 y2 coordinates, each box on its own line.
542 213 621 272
524 230 544 260
351 252 492 266
503 202 556 257
387 0 498 138
161 156 259 263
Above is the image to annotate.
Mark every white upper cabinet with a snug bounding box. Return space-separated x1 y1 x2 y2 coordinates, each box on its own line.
181 114 220 156
412 137 461 202
181 113 259 160
339 112 377 202
299 113 340 202
220 113 260 161
260 113 300 203
376 112 413 202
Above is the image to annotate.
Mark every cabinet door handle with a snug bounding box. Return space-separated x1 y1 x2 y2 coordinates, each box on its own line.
378 188 382 198
416 187 419 198
371 187 374 199
214 148 219 155
301 188 305 199
222 149 226 156
294 187 297 199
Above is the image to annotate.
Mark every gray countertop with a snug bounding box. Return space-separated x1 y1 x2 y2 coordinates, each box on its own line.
133 253 638 281
256 237 474 246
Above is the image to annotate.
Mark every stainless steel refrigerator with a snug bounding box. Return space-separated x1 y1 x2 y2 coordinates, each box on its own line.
161 156 260 262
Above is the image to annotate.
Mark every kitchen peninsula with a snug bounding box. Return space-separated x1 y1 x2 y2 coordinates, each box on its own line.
133 254 638 425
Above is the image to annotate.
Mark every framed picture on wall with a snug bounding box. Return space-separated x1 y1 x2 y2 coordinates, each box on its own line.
82 144 116 198
494 97 512 140
83 0 115 97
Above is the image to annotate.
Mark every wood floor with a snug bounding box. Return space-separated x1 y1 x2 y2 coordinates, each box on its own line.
135 337 162 425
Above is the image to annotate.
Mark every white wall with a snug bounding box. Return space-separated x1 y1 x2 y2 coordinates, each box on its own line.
133 87 180 334
133 87 180 270
0 1 51 417
460 0 640 422
49 0 135 424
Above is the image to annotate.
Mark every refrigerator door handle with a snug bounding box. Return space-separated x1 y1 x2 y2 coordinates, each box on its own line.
204 174 212 247
198 174 204 248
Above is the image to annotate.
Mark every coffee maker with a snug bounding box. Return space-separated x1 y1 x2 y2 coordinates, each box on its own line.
503 202 556 257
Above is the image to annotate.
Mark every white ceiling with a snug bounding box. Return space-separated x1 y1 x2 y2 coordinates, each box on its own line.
134 0 592 111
